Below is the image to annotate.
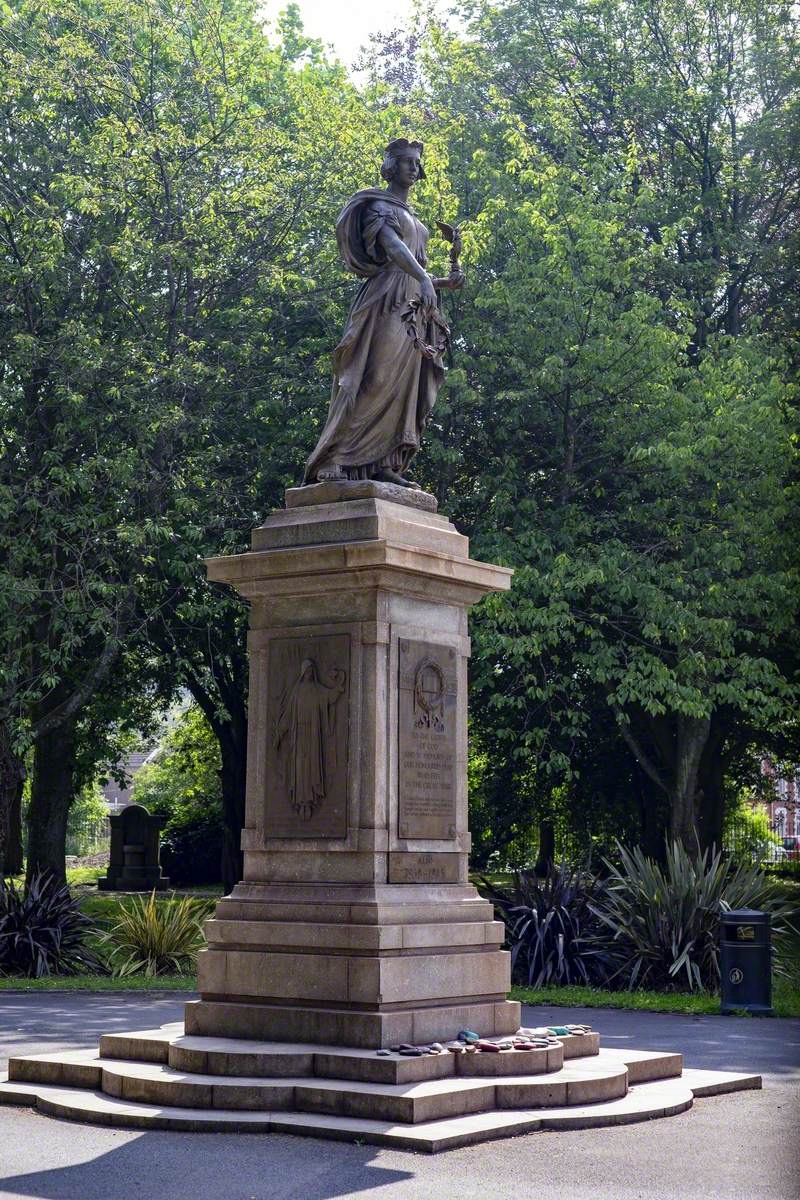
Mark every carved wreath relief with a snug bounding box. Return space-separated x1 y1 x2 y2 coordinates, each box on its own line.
413 660 445 732
265 634 350 838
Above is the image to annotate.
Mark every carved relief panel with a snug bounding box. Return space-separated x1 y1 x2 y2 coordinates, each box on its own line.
398 639 458 840
265 633 350 838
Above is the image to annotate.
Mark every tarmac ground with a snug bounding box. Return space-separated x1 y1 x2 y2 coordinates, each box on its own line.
0 993 797 1200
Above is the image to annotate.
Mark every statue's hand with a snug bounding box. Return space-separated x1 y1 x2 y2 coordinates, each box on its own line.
420 275 438 311
431 271 465 292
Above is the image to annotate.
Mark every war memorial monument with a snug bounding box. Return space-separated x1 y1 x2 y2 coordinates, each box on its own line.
0 139 760 1149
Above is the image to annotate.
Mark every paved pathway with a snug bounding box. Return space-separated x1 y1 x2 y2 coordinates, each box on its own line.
0 993 797 1200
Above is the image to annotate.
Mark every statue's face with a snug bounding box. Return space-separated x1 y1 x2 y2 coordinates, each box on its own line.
393 152 422 187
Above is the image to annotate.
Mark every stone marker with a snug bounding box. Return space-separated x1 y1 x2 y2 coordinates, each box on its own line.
98 803 169 892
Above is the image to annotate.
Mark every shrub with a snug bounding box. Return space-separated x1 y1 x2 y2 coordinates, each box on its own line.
0 872 105 977
65 782 111 858
589 840 796 992
724 797 781 866
132 705 224 884
481 863 615 987
159 807 224 885
100 891 213 976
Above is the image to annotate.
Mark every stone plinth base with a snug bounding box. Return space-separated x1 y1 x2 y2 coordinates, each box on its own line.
185 998 521 1050
192 877 519 1048
198 490 518 1048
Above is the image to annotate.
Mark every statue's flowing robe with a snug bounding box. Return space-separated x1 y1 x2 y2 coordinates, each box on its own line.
275 662 341 820
303 189 445 483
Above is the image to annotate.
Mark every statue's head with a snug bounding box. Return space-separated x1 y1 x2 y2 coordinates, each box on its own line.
381 137 426 184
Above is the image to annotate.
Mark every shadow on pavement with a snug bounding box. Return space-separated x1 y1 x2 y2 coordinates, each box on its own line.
0 994 191 1072
0 1128 414 1200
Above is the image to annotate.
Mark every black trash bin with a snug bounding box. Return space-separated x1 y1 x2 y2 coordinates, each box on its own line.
719 908 772 1015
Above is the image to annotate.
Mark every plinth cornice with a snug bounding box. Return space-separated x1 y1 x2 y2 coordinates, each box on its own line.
206 538 512 605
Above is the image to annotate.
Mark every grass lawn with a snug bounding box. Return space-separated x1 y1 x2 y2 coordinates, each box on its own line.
4 974 797 1017
510 976 800 1019
2 869 797 1016
0 973 195 992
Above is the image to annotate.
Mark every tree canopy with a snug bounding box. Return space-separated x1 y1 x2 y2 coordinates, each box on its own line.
1 0 797 876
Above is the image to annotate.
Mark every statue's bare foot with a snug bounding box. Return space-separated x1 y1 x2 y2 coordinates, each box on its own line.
373 468 421 489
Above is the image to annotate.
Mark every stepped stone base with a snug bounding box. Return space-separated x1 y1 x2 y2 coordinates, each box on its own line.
184 998 522 1050
0 1021 761 1152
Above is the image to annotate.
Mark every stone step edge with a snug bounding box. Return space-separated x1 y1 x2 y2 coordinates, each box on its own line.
0 1076 700 1150
8 1044 679 1095
96 1027 600 1071
98 1026 600 1054
8 1055 630 1122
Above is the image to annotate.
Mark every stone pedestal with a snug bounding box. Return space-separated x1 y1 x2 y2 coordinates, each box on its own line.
188 482 520 1048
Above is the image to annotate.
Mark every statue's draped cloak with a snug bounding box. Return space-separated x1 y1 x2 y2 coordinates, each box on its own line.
275 660 340 820
303 189 445 483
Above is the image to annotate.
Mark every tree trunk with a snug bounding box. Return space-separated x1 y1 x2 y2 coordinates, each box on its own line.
0 725 26 876
217 712 247 894
618 709 711 855
668 715 711 851
534 819 555 876
696 748 726 854
25 718 78 886
6 783 24 875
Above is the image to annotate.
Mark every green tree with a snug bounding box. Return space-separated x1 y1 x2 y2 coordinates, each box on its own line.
64 781 108 858
133 705 222 822
399 0 800 852
133 704 224 884
0 0 393 880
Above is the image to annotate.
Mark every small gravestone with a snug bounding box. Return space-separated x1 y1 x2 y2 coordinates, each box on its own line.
98 803 169 891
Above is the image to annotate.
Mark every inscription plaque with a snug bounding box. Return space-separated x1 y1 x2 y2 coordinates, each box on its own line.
388 852 461 884
265 633 350 838
398 639 458 841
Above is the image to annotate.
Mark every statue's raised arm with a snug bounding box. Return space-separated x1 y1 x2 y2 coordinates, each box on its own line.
302 138 462 490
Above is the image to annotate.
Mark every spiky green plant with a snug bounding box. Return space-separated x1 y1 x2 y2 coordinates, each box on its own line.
0 871 105 977
589 841 796 992
481 864 615 987
100 892 212 977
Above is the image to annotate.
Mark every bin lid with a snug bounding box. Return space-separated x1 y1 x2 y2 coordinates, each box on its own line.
721 908 770 921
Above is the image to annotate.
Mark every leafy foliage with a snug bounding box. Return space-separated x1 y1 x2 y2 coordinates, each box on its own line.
0 0 421 879
590 840 796 991
159 810 225 887
100 891 212 977
132 707 222 823
133 705 224 884
481 864 614 987
0 871 104 977
64 781 109 858
1 0 798 886
724 797 781 866
406 0 800 850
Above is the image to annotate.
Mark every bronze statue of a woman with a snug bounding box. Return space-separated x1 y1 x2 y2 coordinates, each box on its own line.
302 138 464 490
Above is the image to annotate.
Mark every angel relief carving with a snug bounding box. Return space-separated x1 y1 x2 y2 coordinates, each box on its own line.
274 658 346 821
